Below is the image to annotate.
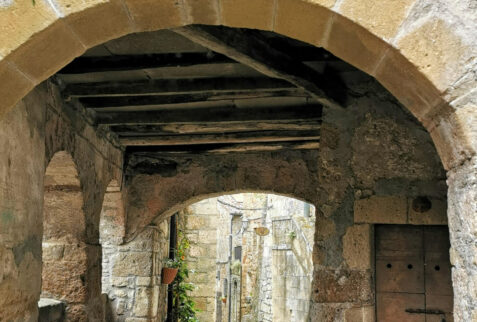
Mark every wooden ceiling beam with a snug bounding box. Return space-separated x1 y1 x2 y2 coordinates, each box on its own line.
63 77 297 99
119 129 320 146
80 90 304 109
57 52 233 74
110 120 321 135
126 141 320 154
95 104 322 125
174 25 345 108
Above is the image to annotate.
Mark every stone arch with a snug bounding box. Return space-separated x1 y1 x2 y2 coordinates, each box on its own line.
124 150 319 241
0 0 475 169
0 0 474 319
42 150 88 320
177 192 317 321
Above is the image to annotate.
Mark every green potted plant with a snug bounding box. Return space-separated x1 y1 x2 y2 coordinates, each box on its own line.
162 258 180 284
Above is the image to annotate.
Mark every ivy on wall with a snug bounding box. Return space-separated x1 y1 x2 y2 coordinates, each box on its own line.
171 231 200 322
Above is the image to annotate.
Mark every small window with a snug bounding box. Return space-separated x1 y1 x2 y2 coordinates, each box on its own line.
234 246 242 261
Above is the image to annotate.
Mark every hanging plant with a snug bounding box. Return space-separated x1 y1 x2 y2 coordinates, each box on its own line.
162 258 180 284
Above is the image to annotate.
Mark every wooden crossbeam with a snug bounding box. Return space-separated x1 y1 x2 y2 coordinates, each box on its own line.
126 141 320 154
80 90 303 109
95 104 322 125
57 52 233 74
174 25 345 108
110 120 321 135
64 77 297 99
119 129 320 146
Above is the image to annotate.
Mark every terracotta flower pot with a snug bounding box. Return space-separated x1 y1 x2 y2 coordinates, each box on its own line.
162 267 179 284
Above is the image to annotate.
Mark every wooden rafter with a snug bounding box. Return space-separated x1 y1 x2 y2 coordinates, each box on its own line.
63 77 297 99
174 25 345 108
126 141 320 154
95 104 322 126
119 129 320 146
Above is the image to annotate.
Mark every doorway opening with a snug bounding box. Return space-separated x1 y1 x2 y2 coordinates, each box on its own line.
40 151 87 321
170 193 315 322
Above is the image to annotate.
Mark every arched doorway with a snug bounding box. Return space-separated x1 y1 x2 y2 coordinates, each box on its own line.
41 151 88 321
176 193 316 322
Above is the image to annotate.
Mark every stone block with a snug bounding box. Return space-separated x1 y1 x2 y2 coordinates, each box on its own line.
343 224 372 270
112 252 153 277
111 276 129 287
186 216 208 230
430 99 477 171
339 0 416 40
345 305 375 322
408 198 447 225
0 0 57 57
0 62 34 118
133 287 154 317
183 0 219 24
193 283 215 297
42 259 88 302
374 48 443 122
198 230 217 244
312 269 373 303
221 0 274 30
124 0 184 31
186 199 217 214
354 196 407 224
121 228 154 251
66 0 134 49
136 276 152 286
5 21 85 84
42 243 65 261
327 15 388 75
275 0 332 46
396 18 473 95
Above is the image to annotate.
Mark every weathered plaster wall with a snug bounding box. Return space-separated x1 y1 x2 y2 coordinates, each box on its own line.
0 81 122 321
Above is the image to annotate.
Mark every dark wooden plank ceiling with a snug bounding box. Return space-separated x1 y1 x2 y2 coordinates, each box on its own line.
56 27 361 155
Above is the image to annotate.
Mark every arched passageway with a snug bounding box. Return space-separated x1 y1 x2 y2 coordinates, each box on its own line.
41 151 87 320
178 193 317 322
0 1 475 321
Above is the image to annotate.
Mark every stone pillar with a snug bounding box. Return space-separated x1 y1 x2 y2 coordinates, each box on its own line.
104 222 170 322
447 157 477 321
0 95 45 321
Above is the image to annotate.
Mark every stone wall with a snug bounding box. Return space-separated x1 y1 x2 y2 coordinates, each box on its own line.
179 199 219 322
310 79 447 321
0 81 122 321
103 220 169 322
101 219 170 322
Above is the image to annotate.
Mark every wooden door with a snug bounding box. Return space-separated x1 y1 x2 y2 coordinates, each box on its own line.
376 225 453 322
